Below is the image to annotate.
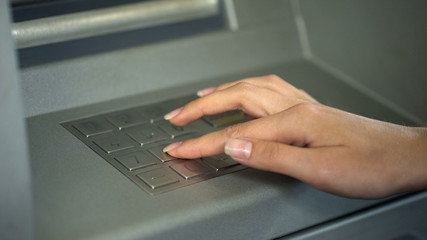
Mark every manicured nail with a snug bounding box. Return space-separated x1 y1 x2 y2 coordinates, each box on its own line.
224 138 252 162
197 87 216 97
163 142 183 153
164 107 183 120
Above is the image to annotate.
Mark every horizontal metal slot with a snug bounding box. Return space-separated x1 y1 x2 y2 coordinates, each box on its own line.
12 0 219 49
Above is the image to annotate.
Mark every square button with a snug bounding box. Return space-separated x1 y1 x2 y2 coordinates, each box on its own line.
157 121 197 139
138 169 179 189
115 151 157 171
139 106 167 123
148 146 177 162
106 111 148 129
203 154 239 172
93 135 135 154
73 118 113 137
126 124 169 146
170 161 209 180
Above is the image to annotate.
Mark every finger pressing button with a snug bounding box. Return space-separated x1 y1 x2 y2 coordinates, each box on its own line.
170 161 209 180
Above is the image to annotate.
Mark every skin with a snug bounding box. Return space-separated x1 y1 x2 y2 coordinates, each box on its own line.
163 75 427 199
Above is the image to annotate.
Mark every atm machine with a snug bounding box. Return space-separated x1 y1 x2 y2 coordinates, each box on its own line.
1 0 427 239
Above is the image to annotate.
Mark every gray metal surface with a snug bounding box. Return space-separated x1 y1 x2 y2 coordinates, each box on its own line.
298 0 427 125
0 1 33 239
10 0 427 239
19 0 300 118
27 61 414 240
13 0 219 48
279 191 427 240
62 96 247 195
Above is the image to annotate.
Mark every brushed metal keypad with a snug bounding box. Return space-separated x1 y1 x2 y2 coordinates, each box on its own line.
62 95 247 195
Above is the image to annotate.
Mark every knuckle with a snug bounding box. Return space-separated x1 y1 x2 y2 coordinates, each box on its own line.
224 123 244 138
265 74 280 82
262 144 283 170
188 97 214 117
294 102 323 117
233 82 256 105
265 74 283 84
185 100 203 115
235 82 255 92
313 165 341 192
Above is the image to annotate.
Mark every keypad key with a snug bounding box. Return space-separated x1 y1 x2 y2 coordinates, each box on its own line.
93 135 134 154
203 154 239 172
126 124 169 146
138 169 179 189
115 151 157 171
73 118 113 137
139 95 197 124
157 121 198 139
203 110 245 128
148 146 177 162
106 111 148 129
170 161 209 180
139 106 168 123
63 93 249 195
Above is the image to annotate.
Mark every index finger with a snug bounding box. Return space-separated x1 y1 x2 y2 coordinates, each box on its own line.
165 108 309 159
169 83 297 126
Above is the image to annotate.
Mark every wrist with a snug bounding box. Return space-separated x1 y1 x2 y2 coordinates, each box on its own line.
399 127 427 194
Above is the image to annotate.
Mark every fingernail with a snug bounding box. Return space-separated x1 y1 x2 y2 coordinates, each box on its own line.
224 138 252 162
197 87 216 97
163 142 183 153
164 107 183 120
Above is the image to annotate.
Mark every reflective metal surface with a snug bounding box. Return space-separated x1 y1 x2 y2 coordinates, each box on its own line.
12 0 219 48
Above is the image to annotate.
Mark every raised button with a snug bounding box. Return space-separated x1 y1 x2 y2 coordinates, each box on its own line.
93 135 134 154
115 151 157 171
139 106 167 123
126 124 169 146
148 146 177 162
73 118 113 137
106 111 148 129
203 154 239 171
157 121 197 139
170 161 209 180
138 169 179 189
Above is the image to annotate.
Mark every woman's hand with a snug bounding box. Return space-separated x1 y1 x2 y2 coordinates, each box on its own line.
164 74 317 124
163 75 427 199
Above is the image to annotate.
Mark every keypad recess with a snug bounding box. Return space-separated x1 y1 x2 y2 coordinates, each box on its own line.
62 95 246 195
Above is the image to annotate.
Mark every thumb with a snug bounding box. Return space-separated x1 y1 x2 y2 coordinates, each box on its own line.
224 138 315 181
